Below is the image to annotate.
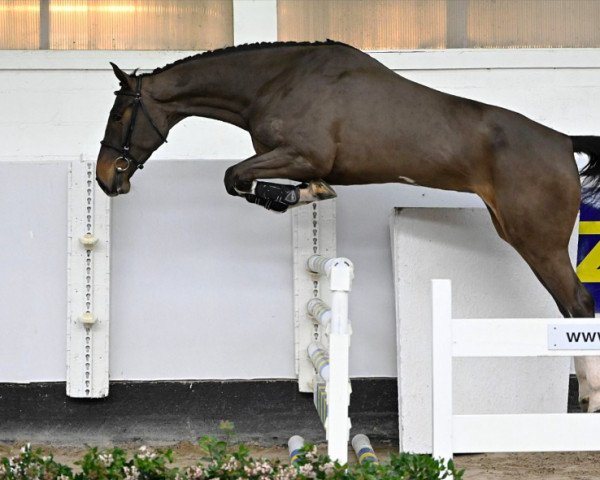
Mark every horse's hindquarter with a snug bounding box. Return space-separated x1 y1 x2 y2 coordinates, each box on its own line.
319 72 576 200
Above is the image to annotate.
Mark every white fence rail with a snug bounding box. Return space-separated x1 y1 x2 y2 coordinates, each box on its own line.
431 279 600 460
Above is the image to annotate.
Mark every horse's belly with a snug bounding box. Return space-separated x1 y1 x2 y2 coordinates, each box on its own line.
325 140 473 192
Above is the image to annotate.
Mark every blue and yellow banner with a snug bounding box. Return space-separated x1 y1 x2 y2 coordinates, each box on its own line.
577 203 600 312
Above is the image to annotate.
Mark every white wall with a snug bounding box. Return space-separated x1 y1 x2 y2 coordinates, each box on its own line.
1 49 600 382
0 162 68 381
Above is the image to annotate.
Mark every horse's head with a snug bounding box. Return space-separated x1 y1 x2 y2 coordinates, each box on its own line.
96 63 168 196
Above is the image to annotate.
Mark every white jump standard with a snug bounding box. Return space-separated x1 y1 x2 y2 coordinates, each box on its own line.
305 254 354 464
292 204 375 465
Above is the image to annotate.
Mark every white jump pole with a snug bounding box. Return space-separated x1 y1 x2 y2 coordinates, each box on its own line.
288 435 306 464
307 298 332 328
352 434 380 465
308 342 330 381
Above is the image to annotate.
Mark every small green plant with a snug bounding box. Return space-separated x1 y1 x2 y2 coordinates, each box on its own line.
75 445 179 480
0 443 73 480
287 440 462 480
0 439 463 480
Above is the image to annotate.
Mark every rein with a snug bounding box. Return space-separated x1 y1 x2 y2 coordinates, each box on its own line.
100 76 167 172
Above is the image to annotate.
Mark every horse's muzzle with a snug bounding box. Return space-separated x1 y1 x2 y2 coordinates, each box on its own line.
96 176 119 197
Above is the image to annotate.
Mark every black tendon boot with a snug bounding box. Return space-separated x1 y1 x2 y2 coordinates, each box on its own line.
245 181 307 212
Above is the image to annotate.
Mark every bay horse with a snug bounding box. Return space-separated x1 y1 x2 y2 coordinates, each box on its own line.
96 40 600 412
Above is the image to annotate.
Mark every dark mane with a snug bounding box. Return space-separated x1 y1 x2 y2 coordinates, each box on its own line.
138 39 351 77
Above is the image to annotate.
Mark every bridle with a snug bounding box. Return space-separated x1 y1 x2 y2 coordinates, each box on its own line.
100 76 168 172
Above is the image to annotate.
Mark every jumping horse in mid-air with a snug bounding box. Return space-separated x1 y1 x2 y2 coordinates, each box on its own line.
96 40 600 412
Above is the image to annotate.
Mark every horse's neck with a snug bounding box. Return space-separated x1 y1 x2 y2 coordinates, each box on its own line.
146 52 287 130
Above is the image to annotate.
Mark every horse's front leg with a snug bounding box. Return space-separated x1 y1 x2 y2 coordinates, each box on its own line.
223 148 336 212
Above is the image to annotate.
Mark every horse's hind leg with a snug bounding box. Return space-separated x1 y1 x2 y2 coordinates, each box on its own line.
515 247 598 411
484 164 599 410
575 357 597 412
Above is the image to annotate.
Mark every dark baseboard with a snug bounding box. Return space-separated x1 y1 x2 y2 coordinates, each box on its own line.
0 375 581 446
0 379 398 447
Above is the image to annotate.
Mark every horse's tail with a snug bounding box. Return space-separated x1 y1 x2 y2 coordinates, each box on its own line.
572 135 600 201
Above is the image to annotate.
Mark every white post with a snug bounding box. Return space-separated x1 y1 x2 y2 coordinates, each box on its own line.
66 159 111 398
326 333 350 464
327 331 351 464
328 258 353 335
325 258 354 464
431 279 454 461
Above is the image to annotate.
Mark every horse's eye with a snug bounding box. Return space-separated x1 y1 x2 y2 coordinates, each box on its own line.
112 114 122 122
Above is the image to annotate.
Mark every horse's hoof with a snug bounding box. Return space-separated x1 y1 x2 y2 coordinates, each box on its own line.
299 180 337 203
234 180 256 195
585 396 600 413
580 395 600 412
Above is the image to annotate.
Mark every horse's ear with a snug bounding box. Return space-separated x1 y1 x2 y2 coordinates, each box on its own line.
110 62 131 88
